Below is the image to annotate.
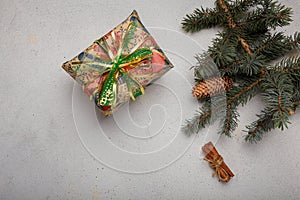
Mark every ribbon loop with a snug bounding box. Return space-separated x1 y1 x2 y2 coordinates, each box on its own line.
98 46 153 107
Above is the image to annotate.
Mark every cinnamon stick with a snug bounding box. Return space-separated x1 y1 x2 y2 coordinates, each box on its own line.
202 141 234 182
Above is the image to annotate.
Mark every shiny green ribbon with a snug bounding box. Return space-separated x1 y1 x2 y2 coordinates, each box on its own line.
95 21 153 108
97 46 152 107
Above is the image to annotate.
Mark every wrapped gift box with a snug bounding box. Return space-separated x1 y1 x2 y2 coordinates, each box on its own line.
62 10 173 115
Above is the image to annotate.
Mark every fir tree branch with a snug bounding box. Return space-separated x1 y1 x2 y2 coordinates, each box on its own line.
287 32 300 48
183 0 299 141
261 73 293 130
225 104 232 133
182 7 225 32
272 57 300 77
229 74 263 106
216 0 255 55
183 75 261 135
253 32 285 55
229 0 261 13
220 54 266 76
183 99 213 135
256 33 299 61
276 65 300 73
208 31 240 68
236 0 292 30
219 33 299 75
194 52 221 82
245 110 275 142
190 60 298 138
238 36 252 55
245 97 299 143
220 104 239 136
221 59 244 74
217 0 237 28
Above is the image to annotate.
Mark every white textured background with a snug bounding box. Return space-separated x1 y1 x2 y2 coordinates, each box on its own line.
1 0 300 199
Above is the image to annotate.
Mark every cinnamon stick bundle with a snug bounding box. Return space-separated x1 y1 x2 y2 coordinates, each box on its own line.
202 141 234 182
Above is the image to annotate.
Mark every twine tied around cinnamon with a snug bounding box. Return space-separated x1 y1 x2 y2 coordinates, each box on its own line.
202 142 234 182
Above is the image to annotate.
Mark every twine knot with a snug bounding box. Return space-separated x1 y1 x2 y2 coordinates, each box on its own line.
204 155 231 182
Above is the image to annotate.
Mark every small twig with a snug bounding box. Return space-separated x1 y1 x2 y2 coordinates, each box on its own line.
218 0 237 28
238 36 253 55
247 112 274 139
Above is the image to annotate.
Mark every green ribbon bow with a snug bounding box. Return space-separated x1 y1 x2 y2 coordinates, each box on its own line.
95 21 153 108
97 46 152 107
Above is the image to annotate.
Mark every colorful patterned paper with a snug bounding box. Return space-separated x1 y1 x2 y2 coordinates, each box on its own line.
62 10 173 115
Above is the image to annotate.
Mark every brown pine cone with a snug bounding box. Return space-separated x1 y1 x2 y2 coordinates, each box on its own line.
192 76 233 99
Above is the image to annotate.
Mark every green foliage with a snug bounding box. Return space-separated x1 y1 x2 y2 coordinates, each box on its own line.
182 7 224 32
261 73 293 130
194 52 220 82
182 0 300 142
219 105 239 136
238 0 292 30
245 110 276 142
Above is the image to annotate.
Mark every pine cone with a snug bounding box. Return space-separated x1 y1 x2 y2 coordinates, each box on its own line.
192 76 233 99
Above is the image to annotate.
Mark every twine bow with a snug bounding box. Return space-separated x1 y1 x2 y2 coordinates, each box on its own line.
204 155 231 182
